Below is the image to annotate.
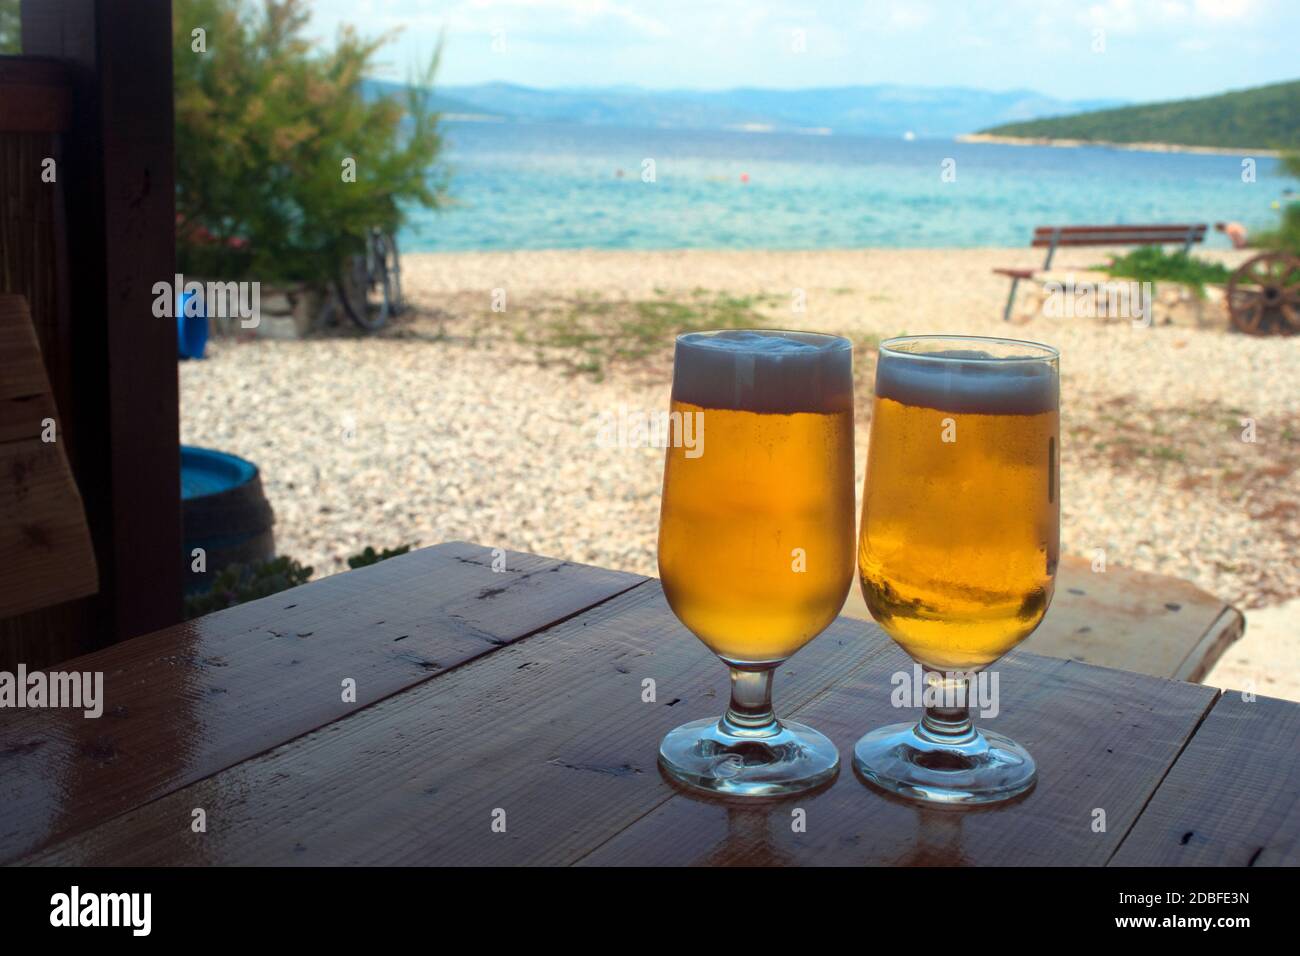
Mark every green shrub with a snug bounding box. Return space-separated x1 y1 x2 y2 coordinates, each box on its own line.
173 0 446 283
1242 151 1294 254
0 0 19 54
184 556 314 620
1252 204 1300 257
184 543 412 618
1097 246 1234 298
347 544 412 569
1252 152 1300 256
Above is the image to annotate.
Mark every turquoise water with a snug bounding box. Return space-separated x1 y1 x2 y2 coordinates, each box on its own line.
401 122 1292 251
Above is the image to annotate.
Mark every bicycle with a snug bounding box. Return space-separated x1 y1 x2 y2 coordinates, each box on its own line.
337 228 403 331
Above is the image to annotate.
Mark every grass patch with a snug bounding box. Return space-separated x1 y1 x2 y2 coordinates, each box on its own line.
523 291 783 378
853 330 908 354
1146 445 1186 462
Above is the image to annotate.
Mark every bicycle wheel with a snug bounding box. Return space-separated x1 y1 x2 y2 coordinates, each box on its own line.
337 244 392 332
377 232 403 317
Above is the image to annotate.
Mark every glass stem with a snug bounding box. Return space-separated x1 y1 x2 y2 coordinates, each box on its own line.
721 665 780 738
917 671 978 745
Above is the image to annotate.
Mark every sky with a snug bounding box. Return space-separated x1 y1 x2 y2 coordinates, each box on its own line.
304 0 1300 102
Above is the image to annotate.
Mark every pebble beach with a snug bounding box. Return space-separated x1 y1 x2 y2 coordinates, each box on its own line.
180 246 1300 697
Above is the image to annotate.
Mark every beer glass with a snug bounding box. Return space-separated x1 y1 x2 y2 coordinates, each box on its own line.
658 329 855 797
853 335 1059 805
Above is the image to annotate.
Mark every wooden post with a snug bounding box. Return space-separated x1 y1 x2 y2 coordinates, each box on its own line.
18 0 181 650
1042 227 1061 270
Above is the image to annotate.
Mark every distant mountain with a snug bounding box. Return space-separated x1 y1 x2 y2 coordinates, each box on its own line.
978 79 1300 150
364 79 1124 137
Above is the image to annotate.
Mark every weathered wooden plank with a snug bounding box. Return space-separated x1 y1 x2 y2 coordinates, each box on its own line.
1029 224 1206 248
1033 225 1205 236
0 438 98 620
0 541 644 864
24 583 890 866
1110 693 1300 866
1172 608 1246 684
0 296 97 619
578 653 1218 866
0 295 55 404
841 555 1241 681
1033 558 1241 678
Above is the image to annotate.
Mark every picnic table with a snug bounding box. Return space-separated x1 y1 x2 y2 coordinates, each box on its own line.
1 541 1295 867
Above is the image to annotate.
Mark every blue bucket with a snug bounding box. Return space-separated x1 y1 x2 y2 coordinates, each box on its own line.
178 289 208 360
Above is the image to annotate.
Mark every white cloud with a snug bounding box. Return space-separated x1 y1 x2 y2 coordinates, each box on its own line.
303 0 1300 97
858 1 933 32
889 6 933 31
1079 0 1141 33
1194 0 1255 19
463 0 672 38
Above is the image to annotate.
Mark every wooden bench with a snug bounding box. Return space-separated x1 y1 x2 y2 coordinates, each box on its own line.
841 555 1244 682
996 223 1207 321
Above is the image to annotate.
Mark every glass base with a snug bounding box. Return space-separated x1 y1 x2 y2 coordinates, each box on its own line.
852 720 1036 806
659 716 840 798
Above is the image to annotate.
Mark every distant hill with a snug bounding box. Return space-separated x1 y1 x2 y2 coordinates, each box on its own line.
978 79 1300 151
364 79 1123 137
361 82 492 120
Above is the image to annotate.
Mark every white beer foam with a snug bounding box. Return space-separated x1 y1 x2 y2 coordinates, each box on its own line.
672 330 853 414
875 348 1058 415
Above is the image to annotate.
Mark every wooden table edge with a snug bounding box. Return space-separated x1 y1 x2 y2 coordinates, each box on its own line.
1172 607 1246 683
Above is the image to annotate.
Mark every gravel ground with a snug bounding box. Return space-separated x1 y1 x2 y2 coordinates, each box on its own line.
180 248 1299 694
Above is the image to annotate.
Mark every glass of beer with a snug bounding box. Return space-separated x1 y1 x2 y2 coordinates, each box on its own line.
658 329 855 797
853 335 1059 805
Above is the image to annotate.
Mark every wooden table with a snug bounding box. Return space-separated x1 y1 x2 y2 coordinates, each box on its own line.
2 541 1296 867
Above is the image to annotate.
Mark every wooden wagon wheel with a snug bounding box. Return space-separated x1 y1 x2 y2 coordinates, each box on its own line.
1226 251 1300 335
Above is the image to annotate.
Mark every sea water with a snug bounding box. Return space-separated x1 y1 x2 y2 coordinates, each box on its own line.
402 121 1291 252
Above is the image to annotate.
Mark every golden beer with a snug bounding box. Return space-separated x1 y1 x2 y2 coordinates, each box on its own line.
659 399 855 663
858 349 1059 672
657 329 852 798
851 335 1058 806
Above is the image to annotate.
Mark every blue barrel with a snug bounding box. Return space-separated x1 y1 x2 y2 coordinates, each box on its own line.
181 446 275 592
178 290 208 360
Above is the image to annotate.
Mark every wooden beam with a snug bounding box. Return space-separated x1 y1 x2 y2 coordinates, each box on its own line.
0 57 73 132
20 0 181 648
